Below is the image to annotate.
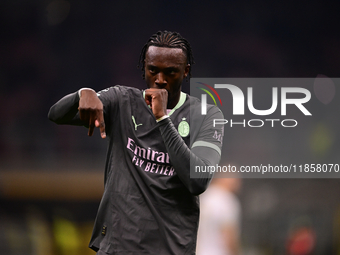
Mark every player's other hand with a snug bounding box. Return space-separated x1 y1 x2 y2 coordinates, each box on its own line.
78 89 106 138
144 88 168 120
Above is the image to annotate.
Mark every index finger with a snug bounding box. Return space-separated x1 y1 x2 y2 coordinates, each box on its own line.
88 113 95 137
95 110 106 138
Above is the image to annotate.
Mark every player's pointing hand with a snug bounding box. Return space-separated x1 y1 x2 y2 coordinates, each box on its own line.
78 89 106 138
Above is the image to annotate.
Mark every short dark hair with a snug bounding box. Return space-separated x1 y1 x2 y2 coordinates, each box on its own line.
138 31 195 79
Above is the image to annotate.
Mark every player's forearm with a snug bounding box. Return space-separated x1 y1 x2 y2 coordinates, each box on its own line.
48 91 83 125
158 118 219 195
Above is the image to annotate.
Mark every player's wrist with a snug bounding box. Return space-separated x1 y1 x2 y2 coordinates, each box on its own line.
156 115 169 122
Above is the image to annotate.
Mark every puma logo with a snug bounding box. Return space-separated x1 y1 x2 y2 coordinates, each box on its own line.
132 116 143 130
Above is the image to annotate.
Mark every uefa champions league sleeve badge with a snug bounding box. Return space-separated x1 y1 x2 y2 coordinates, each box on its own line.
178 118 190 137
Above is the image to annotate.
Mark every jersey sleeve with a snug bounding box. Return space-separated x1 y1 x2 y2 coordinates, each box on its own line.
192 105 224 157
48 91 85 125
158 106 224 196
48 87 118 128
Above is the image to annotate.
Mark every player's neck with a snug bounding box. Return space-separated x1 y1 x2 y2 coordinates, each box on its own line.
167 92 181 109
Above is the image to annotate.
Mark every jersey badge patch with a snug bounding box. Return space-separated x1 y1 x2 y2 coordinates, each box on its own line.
178 118 190 137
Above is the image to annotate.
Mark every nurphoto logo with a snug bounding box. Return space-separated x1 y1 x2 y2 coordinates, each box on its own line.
190 77 338 179
192 78 317 128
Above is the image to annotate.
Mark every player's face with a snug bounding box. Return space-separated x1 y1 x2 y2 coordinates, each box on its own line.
144 46 190 109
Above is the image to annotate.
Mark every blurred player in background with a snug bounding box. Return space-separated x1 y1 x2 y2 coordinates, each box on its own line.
197 174 242 255
48 31 224 254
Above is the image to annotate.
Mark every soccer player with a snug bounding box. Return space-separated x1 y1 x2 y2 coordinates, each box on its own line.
197 176 242 255
48 31 224 255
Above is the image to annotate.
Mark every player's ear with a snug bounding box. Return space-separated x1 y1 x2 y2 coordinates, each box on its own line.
184 64 190 78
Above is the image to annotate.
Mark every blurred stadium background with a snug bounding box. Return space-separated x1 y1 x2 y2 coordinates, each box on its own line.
1 0 340 254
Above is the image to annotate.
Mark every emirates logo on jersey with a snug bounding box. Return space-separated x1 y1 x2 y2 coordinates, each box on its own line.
126 137 175 177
